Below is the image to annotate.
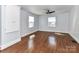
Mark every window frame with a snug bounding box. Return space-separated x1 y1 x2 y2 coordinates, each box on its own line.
28 16 34 28
48 17 56 27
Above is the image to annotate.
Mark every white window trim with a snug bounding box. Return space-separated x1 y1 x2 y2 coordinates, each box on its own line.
48 17 56 27
28 16 34 28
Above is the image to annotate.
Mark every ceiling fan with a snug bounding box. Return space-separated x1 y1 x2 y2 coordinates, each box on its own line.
44 9 55 14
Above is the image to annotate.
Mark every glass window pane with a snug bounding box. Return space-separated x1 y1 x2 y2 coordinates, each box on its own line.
29 16 34 28
48 17 56 27
29 16 34 22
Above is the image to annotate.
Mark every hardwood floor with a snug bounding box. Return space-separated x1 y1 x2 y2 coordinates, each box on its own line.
1 31 79 53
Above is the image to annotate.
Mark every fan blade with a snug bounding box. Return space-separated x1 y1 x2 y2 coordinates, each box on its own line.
51 11 55 13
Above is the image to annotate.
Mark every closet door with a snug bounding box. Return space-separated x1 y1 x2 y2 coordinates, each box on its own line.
5 5 20 33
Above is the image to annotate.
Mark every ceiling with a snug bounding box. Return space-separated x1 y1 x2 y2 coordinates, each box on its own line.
21 5 74 15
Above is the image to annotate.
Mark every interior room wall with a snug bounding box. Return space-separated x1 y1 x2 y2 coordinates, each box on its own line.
20 8 39 37
69 6 79 43
73 6 79 33
0 6 1 48
39 12 70 33
1 5 21 50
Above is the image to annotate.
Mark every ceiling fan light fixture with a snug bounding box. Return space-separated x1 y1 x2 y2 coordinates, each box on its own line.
46 10 55 14
44 9 55 14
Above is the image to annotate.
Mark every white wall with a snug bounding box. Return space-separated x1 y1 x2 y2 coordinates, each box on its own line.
69 6 79 43
1 5 21 50
0 6 1 48
20 8 39 37
39 12 69 33
73 6 79 33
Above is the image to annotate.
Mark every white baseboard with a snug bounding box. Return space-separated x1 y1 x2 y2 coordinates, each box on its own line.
69 33 79 43
0 38 21 50
39 30 68 33
21 30 38 37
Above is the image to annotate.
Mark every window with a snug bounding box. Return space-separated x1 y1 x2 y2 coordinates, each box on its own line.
29 16 34 28
48 17 56 27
